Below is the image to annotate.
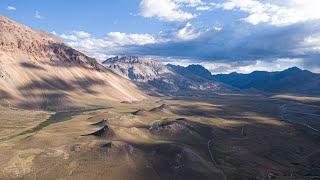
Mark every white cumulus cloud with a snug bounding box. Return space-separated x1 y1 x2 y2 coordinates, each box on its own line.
60 34 78 41
215 0 320 26
73 31 91 38
106 32 158 46
139 0 198 22
55 30 167 60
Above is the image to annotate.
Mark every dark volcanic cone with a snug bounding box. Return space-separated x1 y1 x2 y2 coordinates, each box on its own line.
91 119 108 126
81 125 109 137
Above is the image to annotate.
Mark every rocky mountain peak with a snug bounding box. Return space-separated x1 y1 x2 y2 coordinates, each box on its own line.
104 55 165 67
103 55 238 94
102 55 173 82
282 66 302 74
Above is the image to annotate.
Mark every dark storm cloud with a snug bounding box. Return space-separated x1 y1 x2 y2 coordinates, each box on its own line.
122 20 320 69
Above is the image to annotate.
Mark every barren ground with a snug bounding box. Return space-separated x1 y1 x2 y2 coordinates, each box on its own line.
0 94 319 180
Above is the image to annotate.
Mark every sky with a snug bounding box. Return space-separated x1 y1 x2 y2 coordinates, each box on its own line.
1 0 320 74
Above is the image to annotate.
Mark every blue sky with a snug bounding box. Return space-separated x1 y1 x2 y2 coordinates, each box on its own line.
1 0 320 74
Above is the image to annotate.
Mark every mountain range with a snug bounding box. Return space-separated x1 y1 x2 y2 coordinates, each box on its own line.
1 15 319 111
103 56 236 95
103 55 320 96
0 16 145 110
214 67 320 95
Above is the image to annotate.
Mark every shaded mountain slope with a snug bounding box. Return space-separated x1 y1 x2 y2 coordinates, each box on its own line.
167 64 215 81
214 67 320 95
0 16 146 110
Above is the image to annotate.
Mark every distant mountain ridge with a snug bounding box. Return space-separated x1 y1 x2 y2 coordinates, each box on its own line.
214 67 320 95
166 64 215 81
103 56 237 94
103 55 320 95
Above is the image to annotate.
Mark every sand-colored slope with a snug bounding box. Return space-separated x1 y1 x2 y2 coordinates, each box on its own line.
0 16 146 110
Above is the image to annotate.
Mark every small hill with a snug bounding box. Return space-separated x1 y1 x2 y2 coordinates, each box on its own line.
150 104 174 113
132 109 148 116
81 126 109 137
